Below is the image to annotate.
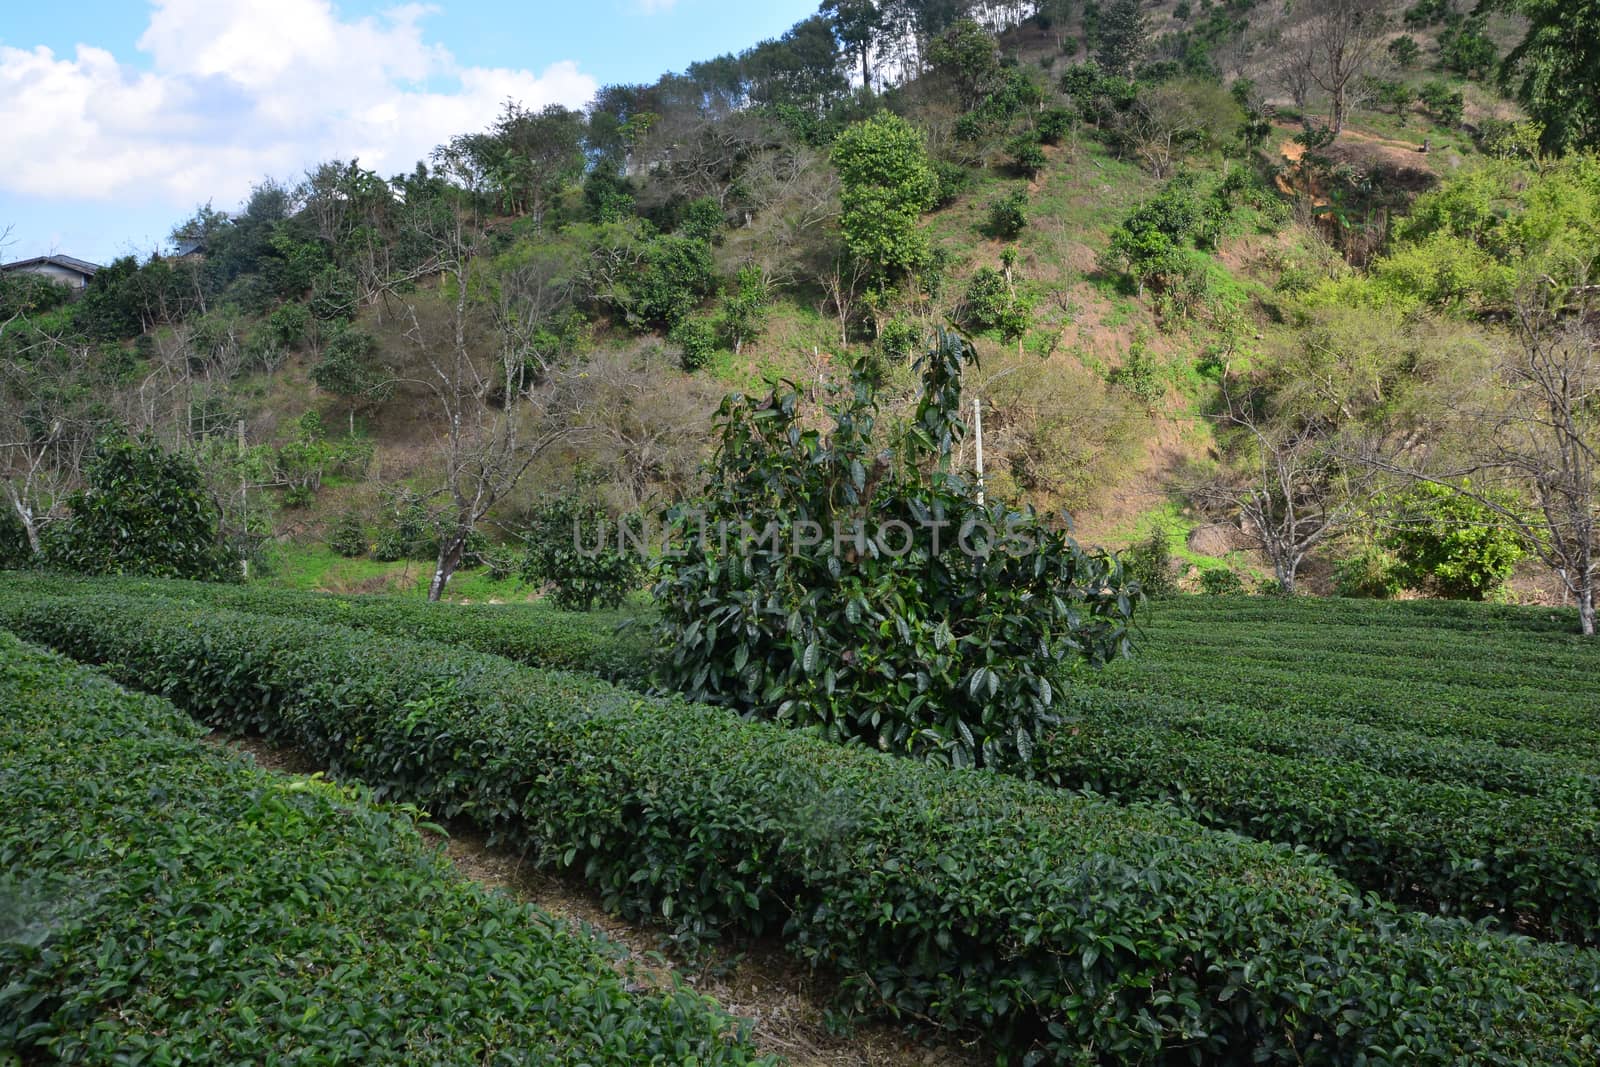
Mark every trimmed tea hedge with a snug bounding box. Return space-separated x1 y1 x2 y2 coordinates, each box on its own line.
0 571 652 684
6 575 1597 942
10 593 1600 1065
0 631 769 1066
1059 686 1598 803
1089 600 1600 759
1036 692 1600 942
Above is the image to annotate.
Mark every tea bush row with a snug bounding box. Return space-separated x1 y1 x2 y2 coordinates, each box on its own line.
1038 690 1600 943
0 631 769 1066
5 575 1595 943
0 571 653 684
9 594 1600 1065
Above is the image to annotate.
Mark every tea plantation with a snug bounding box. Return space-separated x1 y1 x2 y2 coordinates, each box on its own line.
0 632 769 1065
2 575 1599 1063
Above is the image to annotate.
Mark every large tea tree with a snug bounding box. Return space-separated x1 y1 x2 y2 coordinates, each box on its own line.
654 332 1137 770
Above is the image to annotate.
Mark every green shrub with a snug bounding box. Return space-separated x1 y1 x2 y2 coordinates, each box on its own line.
1108 335 1167 408
311 321 389 408
1439 16 1497 78
1103 171 1234 296
985 189 1029 238
930 160 972 207
11 594 1599 1065
42 436 238 582
1419 81 1465 126
267 301 310 349
1007 133 1047 177
1036 106 1074 145
876 317 923 365
371 486 438 562
0 633 768 1066
670 314 719 371
1122 525 1178 597
1388 35 1422 68
1335 543 1405 598
718 265 770 355
959 267 1031 338
629 234 716 329
678 196 725 243
1405 0 1450 26
1198 566 1245 595
0 508 32 569
1382 481 1527 600
517 490 645 611
328 511 368 558
655 334 1135 770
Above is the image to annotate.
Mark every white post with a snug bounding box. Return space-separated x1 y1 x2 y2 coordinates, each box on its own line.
973 397 985 505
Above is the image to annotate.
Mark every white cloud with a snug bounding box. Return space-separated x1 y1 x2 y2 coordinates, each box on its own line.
0 0 596 214
637 0 679 13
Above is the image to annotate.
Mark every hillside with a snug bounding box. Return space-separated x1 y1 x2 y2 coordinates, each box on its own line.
2 0 1597 624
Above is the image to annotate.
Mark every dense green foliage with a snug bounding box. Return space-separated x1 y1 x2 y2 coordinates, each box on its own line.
8 593 1599 1064
516 489 645 611
1038 689 1600 942
0 572 652 683
14 572 1597 948
831 113 939 278
0 632 768 1065
959 267 1031 338
985 190 1029 239
1121 525 1178 597
654 335 1136 769
41 436 238 581
1502 0 1600 151
1083 597 1600 759
310 322 388 410
1383 481 1528 600
1102 171 1237 299
1307 154 1600 314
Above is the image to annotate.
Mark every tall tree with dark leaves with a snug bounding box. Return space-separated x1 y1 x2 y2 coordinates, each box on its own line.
823 0 885 92
1502 0 1600 152
1096 0 1149 79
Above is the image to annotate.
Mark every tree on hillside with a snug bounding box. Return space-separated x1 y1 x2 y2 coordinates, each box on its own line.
1376 301 1599 634
745 15 850 116
393 204 585 602
928 18 1003 110
311 322 392 431
1501 0 1600 152
1203 371 1377 595
1382 480 1528 601
444 103 586 229
1279 0 1391 135
0 340 97 559
1096 0 1150 79
42 436 238 581
831 113 939 280
822 0 885 92
654 331 1137 770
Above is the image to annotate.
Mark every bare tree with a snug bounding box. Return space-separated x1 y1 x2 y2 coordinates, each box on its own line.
550 344 721 511
0 332 99 556
819 253 871 346
1277 0 1390 134
394 207 583 601
1202 372 1375 594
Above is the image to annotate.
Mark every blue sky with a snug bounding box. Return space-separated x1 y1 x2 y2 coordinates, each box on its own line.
0 0 818 264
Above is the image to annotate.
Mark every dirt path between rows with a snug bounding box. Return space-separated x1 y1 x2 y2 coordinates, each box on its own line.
204 732 987 1067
